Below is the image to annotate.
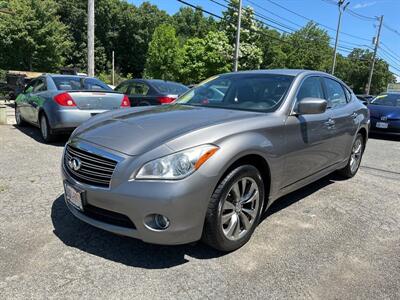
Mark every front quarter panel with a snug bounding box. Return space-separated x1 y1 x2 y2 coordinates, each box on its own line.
165 114 288 201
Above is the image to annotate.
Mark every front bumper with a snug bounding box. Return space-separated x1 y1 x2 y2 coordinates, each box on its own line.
61 158 218 245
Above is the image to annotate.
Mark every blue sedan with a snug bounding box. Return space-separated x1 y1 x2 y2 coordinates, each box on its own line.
368 92 400 135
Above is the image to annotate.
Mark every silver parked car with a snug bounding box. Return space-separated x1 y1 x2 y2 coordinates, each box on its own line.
62 70 369 251
15 75 130 142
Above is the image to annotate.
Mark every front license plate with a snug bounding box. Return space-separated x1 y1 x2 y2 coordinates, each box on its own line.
376 122 388 129
64 182 83 211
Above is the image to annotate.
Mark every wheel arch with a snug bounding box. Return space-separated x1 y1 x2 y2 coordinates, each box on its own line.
217 153 271 210
358 127 367 147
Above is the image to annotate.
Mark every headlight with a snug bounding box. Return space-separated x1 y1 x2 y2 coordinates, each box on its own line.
134 145 219 180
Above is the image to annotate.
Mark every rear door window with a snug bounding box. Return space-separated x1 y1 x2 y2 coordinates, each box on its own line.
324 78 347 108
130 83 149 96
115 82 130 94
152 81 188 95
33 78 46 93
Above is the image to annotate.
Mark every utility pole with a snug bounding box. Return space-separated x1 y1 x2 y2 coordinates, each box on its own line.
112 51 115 86
233 0 243 72
366 15 384 95
331 0 350 75
87 0 95 77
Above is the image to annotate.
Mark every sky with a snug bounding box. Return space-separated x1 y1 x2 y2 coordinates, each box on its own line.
129 0 400 81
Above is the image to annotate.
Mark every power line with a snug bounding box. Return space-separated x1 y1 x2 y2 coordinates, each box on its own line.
378 49 400 70
320 0 378 21
211 0 296 34
177 0 223 19
380 42 400 61
383 23 400 37
264 0 373 42
245 0 304 29
177 0 387 66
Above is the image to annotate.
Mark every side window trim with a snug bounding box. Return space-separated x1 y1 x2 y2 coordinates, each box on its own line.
291 75 325 113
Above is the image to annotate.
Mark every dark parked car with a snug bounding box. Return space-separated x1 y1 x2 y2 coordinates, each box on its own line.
114 79 189 106
356 94 375 105
15 75 130 142
368 92 400 135
62 70 369 251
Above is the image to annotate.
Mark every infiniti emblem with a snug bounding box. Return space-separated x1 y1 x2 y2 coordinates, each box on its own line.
68 157 82 171
381 116 388 121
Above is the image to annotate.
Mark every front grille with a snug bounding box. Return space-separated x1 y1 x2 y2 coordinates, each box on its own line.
83 204 136 229
64 145 117 188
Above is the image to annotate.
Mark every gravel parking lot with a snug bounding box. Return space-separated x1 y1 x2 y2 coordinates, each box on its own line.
0 119 399 299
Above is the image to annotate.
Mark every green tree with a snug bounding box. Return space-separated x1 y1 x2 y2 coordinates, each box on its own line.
258 28 287 69
221 0 263 70
337 49 396 94
0 0 72 71
179 31 233 84
144 24 182 80
57 0 169 76
173 7 217 40
284 22 331 71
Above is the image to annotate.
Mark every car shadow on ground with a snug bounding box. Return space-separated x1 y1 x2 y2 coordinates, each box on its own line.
52 173 338 269
12 125 68 147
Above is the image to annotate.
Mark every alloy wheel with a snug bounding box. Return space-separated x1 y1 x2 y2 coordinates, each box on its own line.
350 137 363 174
40 116 48 140
15 108 21 124
220 177 260 241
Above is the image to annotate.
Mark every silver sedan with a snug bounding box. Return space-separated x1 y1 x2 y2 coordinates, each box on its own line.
61 70 369 251
15 74 130 142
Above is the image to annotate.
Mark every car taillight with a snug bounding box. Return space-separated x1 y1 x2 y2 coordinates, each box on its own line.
53 92 76 106
157 96 176 104
120 95 130 108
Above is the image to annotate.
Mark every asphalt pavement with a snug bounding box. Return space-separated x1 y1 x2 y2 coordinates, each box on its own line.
0 122 399 299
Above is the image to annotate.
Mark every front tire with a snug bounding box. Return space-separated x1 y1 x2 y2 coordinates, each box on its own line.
40 114 56 143
337 133 364 178
202 165 265 252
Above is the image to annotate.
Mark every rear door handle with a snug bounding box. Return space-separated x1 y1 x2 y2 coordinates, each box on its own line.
324 118 335 127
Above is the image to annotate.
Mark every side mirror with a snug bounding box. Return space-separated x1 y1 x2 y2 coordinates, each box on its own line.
296 97 327 115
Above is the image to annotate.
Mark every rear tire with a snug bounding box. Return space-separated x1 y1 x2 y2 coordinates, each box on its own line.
15 105 27 126
40 114 56 143
337 133 364 178
202 165 265 252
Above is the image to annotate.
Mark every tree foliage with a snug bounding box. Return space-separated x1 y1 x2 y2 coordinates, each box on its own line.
0 0 396 91
0 0 72 71
179 31 233 84
144 24 182 80
173 7 217 40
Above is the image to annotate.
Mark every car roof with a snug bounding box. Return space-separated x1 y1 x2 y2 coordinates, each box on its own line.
221 69 327 77
47 74 96 79
123 79 185 85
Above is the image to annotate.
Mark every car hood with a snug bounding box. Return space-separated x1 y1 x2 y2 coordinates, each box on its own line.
72 104 260 155
368 104 400 120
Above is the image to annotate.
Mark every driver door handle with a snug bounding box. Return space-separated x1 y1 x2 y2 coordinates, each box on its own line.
324 118 336 127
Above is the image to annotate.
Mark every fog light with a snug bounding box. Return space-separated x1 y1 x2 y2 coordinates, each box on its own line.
154 214 170 229
144 214 170 230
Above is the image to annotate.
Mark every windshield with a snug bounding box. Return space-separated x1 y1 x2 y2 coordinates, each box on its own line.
152 81 188 95
370 93 400 107
175 74 294 112
53 77 112 91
